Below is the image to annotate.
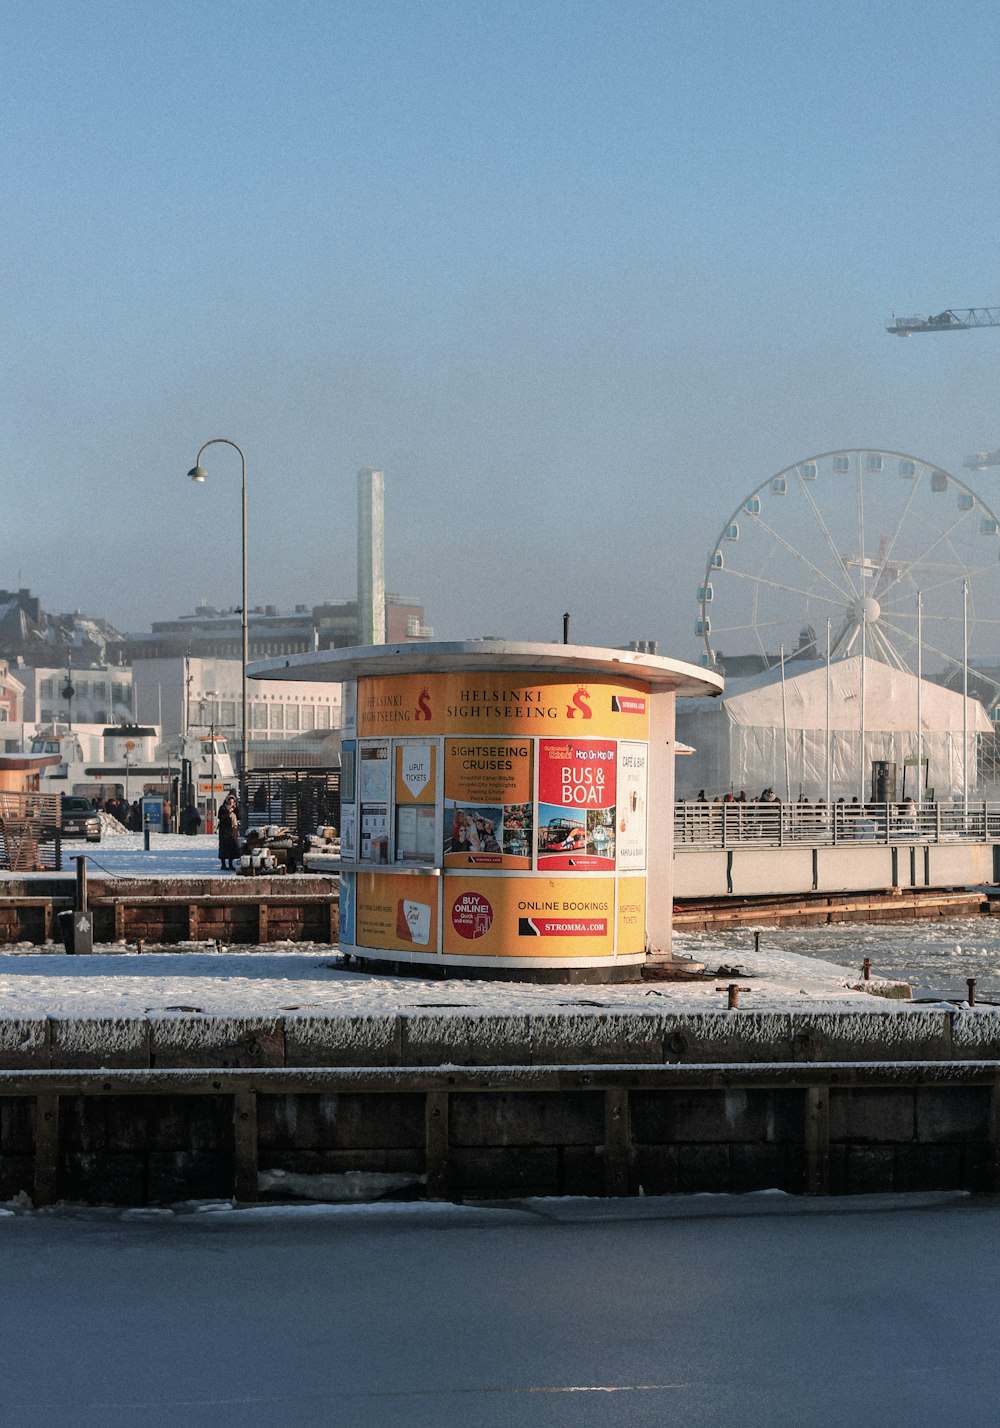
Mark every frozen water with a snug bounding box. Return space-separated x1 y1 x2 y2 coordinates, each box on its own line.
679 919 1000 1001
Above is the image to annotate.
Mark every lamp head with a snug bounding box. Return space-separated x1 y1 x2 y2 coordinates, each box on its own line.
188 465 208 483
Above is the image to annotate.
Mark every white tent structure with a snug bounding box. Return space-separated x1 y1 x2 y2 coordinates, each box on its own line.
675 656 991 802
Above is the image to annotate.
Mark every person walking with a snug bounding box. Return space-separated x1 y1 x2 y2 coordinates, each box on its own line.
218 793 241 871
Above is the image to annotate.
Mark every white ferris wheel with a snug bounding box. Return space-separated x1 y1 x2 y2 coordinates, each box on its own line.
698 449 1000 694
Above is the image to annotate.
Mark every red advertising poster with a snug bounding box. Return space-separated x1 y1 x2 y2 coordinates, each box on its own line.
537 738 616 870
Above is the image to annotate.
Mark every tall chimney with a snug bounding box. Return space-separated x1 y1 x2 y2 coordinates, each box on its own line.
357 467 386 645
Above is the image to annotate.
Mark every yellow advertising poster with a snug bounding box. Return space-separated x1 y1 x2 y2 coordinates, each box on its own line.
394 743 436 804
442 875 616 958
616 877 646 956
355 871 439 954
443 739 532 869
357 672 650 740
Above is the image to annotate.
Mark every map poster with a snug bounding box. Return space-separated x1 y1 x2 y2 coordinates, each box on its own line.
443 739 532 869
537 739 616 871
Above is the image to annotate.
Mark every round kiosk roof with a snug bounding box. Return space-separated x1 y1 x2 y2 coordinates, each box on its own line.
249 639 724 698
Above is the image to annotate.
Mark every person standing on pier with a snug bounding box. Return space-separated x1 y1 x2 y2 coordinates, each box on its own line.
218 793 241 871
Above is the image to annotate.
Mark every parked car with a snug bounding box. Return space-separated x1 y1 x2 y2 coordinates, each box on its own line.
60 795 101 842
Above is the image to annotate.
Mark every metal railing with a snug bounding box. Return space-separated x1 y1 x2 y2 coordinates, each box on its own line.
674 799 1000 849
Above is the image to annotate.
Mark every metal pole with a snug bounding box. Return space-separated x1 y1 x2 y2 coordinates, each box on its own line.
191 439 249 827
963 578 969 814
240 448 249 823
825 617 832 807
916 591 923 803
780 644 791 803
859 615 867 804
211 700 217 833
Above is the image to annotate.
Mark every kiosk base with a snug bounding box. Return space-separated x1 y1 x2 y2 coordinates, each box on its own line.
348 953 646 984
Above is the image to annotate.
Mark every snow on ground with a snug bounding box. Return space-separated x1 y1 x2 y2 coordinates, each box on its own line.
0 833 995 1017
3 831 236 880
0 942 891 1019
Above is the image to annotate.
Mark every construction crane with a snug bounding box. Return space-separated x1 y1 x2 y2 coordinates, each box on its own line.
887 306 1000 336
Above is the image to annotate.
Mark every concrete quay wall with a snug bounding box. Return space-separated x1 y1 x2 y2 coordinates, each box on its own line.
4 1007 1000 1207
673 842 992 899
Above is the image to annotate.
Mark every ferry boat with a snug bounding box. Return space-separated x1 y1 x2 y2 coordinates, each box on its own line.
27 722 236 822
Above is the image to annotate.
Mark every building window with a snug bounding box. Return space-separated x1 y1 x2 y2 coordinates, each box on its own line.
92 681 107 698
317 705 331 730
302 705 315 731
40 679 54 698
269 705 284 730
252 702 268 730
286 704 300 730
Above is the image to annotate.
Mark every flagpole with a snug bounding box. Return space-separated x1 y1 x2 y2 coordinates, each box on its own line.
825 617 832 807
780 644 791 803
916 591 923 803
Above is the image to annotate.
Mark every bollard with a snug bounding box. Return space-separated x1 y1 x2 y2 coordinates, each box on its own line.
720 983 751 1009
862 957 872 982
754 931 761 953
136 938 144 955
144 829 151 851
968 978 977 1007
71 855 93 956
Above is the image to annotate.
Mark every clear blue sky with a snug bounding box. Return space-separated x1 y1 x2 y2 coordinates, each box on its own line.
4 0 1000 660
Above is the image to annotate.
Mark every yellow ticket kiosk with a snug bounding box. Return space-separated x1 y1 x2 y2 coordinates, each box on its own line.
250 641 722 980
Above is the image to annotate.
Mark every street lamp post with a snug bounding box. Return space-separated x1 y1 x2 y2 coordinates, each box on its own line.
62 654 75 731
201 691 220 833
188 440 249 823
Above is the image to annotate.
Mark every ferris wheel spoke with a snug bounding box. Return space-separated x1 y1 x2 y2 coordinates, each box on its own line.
883 560 998 608
869 468 923 592
743 510 857 603
717 566 850 609
706 617 801 636
864 619 911 671
794 472 860 598
749 578 773 669
877 615 999 694
875 510 977 601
